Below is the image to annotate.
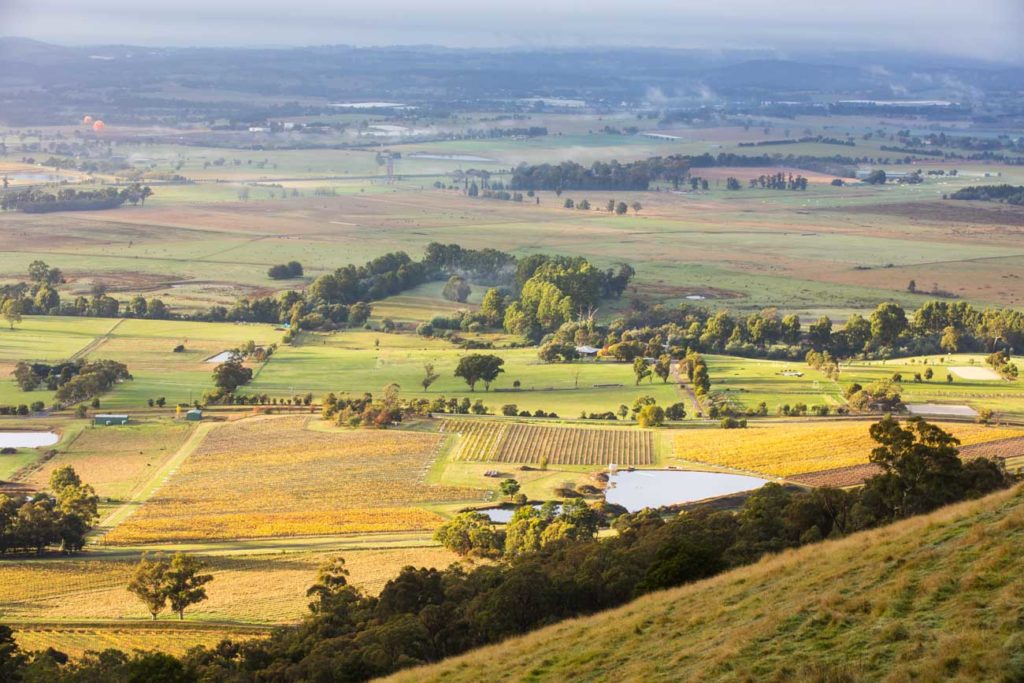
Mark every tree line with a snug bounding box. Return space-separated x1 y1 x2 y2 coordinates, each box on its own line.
0 467 98 555
13 359 132 407
1 419 1011 681
947 184 1024 205
505 152 865 191
574 300 1024 363
0 183 152 213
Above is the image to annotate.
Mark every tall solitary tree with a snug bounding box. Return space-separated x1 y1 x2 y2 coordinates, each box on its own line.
421 363 440 392
2 299 22 330
128 554 171 620
163 553 214 620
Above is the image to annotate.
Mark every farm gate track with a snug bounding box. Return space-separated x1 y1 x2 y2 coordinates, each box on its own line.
70 318 125 360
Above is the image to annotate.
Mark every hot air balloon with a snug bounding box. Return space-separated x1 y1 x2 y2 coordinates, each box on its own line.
92 120 106 132
82 115 94 125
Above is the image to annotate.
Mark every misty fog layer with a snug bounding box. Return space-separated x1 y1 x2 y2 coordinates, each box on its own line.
2 0 1023 62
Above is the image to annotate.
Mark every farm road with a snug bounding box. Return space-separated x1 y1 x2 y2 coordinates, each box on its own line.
70 318 124 360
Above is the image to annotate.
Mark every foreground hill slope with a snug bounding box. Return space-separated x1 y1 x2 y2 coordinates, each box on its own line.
388 485 1024 682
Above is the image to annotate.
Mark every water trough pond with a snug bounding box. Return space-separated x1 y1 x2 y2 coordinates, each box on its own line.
0 432 59 449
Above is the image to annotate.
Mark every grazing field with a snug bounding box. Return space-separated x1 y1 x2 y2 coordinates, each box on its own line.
442 419 654 466
671 421 1024 478
22 420 194 499
0 545 460 626
103 416 485 543
250 331 680 416
0 316 282 409
702 353 1024 420
841 355 1024 420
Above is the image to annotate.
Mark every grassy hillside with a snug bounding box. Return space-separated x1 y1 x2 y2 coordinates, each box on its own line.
387 485 1024 682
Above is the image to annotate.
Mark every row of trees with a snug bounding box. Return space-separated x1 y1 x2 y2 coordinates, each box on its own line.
0 183 152 213
948 184 1024 205
505 152 862 192
576 300 1024 363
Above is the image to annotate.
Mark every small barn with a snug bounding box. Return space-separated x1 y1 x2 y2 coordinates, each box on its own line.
94 414 129 426
185 408 203 422
575 345 600 357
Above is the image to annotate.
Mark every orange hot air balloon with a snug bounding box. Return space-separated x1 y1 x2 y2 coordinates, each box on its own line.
83 115 94 125
92 120 106 132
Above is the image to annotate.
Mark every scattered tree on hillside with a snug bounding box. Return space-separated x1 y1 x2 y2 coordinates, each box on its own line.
637 404 665 427
421 363 440 392
480 288 506 326
435 512 501 557
633 357 652 385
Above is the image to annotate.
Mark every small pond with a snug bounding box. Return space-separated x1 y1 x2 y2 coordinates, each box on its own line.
477 504 561 524
605 470 769 512
205 351 237 363
0 432 59 448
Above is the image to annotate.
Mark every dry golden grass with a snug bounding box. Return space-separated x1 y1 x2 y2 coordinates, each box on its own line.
25 422 194 499
104 416 483 543
672 420 1024 477
14 627 264 658
0 546 460 625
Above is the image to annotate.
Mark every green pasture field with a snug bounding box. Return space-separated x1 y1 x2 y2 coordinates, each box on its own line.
0 316 283 409
250 330 681 416
840 354 1024 420
704 355 843 413
701 353 1024 420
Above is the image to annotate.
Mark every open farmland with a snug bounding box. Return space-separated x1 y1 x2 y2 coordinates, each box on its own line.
0 316 282 409
250 330 680 416
671 420 1024 478
21 420 194 499
442 419 654 466
1 545 459 625
103 415 485 543
12 625 266 659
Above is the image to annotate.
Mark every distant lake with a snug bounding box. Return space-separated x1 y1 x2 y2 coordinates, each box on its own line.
605 470 769 512
0 432 59 448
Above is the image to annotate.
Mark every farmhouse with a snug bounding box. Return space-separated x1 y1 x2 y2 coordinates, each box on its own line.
575 345 600 357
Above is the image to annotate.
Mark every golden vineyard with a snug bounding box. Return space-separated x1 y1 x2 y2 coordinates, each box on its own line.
442 419 654 466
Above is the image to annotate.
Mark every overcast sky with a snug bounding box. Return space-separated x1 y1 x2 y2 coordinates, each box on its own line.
3 0 1023 62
